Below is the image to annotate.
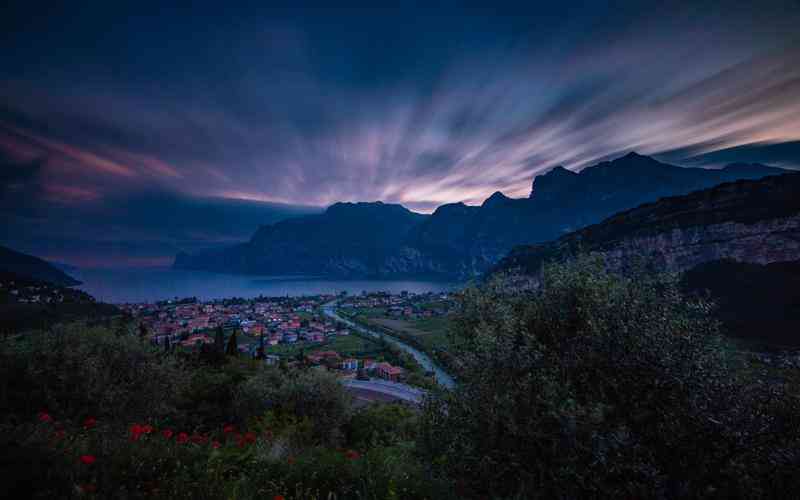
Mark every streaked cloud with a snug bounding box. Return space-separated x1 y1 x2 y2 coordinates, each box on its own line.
0 1 799 263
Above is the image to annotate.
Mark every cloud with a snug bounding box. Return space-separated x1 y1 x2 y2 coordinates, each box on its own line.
1 2 799 262
677 140 800 169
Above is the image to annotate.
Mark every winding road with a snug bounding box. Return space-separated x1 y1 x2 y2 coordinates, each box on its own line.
322 300 456 389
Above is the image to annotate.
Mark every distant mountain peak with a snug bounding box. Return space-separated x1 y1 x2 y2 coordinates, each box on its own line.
325 200 413 216
482 191 511 207
530 165 578 199
432 201 470 215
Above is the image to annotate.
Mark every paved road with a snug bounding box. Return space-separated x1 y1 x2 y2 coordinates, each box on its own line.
322 300 456 389
343 379 426 405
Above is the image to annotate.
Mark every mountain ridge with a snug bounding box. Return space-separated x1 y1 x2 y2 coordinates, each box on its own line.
174 153 789 278
0 245 82 286
491 172 800 278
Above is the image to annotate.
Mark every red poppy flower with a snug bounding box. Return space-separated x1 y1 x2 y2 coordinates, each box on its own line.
191 433 207 445
38 411 52 423
345 450 361 460
287 456 295 465
129 424 144 441
83 417 97 430
142 424 154 434
53 429 66 440
223 424 235 434
244 432 257 444
162 429 174 439
274 496 286 500
176 432 189 444
79 455 96 465
211 440 221 449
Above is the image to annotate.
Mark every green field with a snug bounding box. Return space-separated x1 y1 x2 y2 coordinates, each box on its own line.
357 313 453 351
263 332 383 359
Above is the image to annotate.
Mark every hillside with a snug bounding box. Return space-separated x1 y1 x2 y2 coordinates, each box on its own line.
492 172 800 277
0 245 81 286
175 153 787 278
491 172 800 346
0 271 118 332
175 201 427 276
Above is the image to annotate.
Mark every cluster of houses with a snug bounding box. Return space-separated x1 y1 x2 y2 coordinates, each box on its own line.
121 295 348 348
0 277 89 305
305 351 405 382
338 291 453 319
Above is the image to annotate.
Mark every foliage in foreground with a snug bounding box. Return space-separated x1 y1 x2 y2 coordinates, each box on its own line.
0 324 445 499
3 257 800 499
421 256 800 499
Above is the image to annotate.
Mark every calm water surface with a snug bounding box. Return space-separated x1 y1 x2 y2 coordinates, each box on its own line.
73 267 459 304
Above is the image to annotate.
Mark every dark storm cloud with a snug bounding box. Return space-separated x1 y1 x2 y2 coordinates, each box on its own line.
1 1 799 264
677 140 800 168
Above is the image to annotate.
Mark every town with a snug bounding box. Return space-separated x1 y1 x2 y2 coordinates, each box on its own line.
120 291 455 388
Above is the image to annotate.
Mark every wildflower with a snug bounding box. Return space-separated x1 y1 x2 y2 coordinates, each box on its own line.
142 424 154 434
53 429 66 440
79 455 96 465
274 496 286 500
162 429 174 439
38 411 52 423
244 432 257 444
287 456 295 465
223 424 235 434
191 433 207 445
83 417 97 430
345 449 361 460
176 432 189 444
129 424 145 441
211 440 221 449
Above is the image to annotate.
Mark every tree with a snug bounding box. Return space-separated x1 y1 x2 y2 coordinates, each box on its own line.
225 330 238 356
138 323 148 339
420 256 800 498
255 332 265 360
214 326 225 353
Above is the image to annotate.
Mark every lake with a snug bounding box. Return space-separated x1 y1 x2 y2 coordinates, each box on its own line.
72 267 459 304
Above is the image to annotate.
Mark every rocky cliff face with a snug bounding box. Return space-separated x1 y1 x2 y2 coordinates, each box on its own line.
599 215 800 275
493 172 800 279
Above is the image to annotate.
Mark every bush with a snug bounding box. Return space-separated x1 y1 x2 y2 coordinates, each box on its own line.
235 367 352 446
0 323 185 425
421 256 800 499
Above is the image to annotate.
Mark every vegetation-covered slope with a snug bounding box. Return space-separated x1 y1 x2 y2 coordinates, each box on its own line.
0 245 81 286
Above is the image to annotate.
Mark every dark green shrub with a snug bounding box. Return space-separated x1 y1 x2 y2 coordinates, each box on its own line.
421 256 800 499
0 324 184 424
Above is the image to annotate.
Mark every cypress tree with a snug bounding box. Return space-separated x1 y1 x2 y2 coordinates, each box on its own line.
214 326 225 353
255 332 265 360
225 330 238 356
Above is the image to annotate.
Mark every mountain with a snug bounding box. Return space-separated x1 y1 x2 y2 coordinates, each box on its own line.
0 245 81 286
490 172 800 346
395 153 787 276
175 202 427 276
175 153 788 278
491 172 800 278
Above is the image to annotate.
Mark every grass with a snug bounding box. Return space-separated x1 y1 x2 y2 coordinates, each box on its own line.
356 313 453 351
263 332 384 359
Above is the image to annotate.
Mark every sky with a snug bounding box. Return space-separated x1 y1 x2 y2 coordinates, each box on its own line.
1 1 800 267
